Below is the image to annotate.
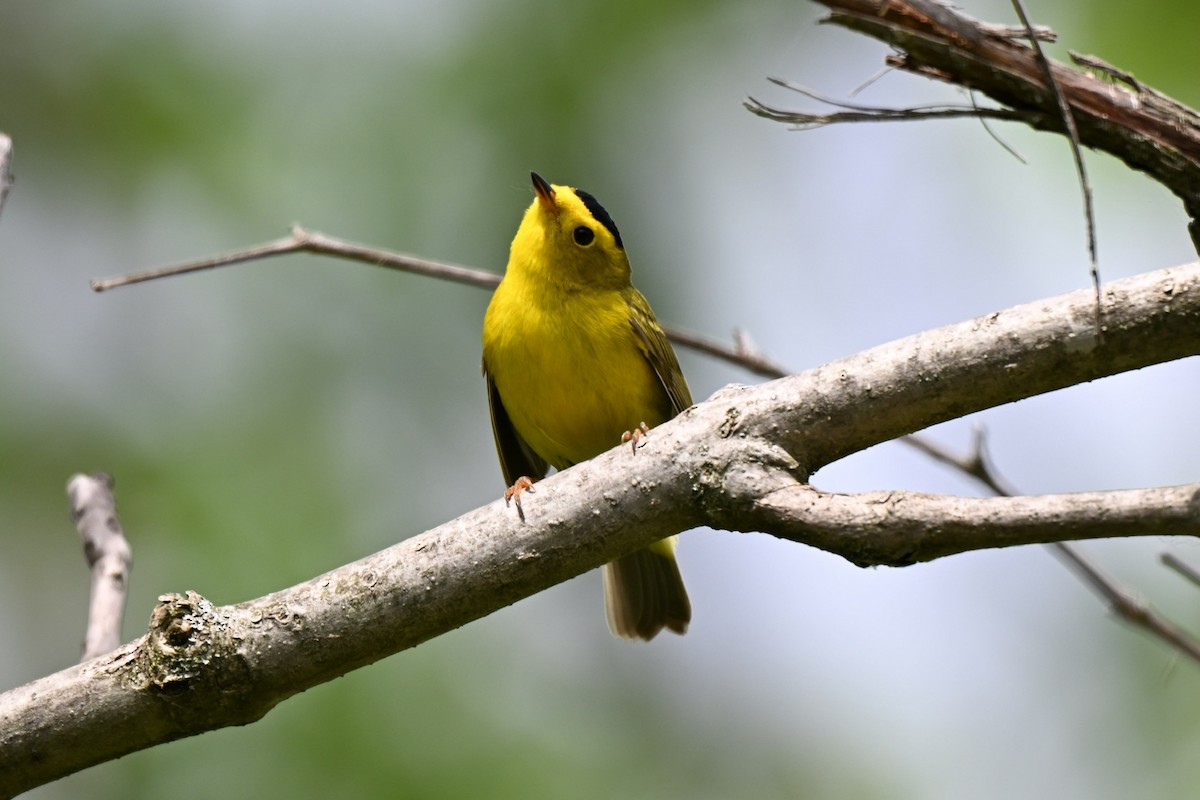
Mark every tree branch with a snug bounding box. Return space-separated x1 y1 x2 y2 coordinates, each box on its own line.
745 0 1200 678
751 484 1200 567
902 429 1200 662
756 263 1200 471
745 77 1036 128
0 132 12 220
762 0 1200 249
90 225 793 382
66 474 132 662
89 225 501 292
4 260 1199 794
1008 0 1101 326
1162 551 1200 588
1047 542 1200 663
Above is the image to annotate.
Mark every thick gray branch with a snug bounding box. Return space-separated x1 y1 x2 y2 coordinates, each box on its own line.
745 484 1200 567
726 263 1200 472
2 262 1198 795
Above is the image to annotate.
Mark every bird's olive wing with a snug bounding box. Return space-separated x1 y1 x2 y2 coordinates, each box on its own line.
627 290 693 416
484 366 550 487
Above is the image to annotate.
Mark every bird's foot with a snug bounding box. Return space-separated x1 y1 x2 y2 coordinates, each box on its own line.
621 421 651 453
504 476 536 522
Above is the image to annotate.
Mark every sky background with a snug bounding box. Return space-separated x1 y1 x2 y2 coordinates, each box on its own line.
3 1 1200 798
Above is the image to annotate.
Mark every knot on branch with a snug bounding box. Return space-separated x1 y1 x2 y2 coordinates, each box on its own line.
137 591 235 693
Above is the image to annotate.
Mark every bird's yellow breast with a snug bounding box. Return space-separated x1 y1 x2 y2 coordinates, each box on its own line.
483 276 670 470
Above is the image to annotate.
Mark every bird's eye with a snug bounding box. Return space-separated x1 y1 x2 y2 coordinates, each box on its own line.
573 226 595 246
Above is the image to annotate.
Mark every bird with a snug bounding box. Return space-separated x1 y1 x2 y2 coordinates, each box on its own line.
481 171 692 640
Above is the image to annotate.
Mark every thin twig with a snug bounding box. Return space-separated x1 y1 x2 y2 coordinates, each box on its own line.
848 65 893 97
1010 0 1102 334
1049 542 1200 663
67 473 132 661
907 426 1200 665
898 426 1018 497
970 90 1027 164
90 225 499 292
91 226 791 381
745 77 1032 130
1161 551 1200 589
666 326 789 379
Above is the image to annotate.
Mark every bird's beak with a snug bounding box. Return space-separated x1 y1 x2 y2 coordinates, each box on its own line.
531 171 559 218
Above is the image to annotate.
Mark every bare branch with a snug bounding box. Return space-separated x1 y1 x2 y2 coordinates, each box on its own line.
1048 543 1200 663
748 484 1200 566
5 437 1199 792
6 475 1198 794
6 257 1200 792
89 225 499 293
1009 0 1102 330
1161 551 1200 589
98 235 1200 468
91 212 1200 663
0 133 12 219
90 225 790 381
802 0 1200 251
67 473 132 661
768 264 1200 471
905 428 1200 662
660 324 790 379
745 77 1032 129
899 426 1018 497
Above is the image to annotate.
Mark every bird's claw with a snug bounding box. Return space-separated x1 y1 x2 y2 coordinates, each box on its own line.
621 421 651 453
504 476 536 522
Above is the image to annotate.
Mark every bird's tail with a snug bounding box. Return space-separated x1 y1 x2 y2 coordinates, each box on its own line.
602 537 690 640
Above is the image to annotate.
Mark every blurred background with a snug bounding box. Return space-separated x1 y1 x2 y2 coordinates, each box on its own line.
3 0 1200 797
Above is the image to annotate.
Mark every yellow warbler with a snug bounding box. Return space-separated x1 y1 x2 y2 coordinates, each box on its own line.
481 172 692 640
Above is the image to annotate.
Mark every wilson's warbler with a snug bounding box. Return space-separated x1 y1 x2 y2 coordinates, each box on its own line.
481 172 692 641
